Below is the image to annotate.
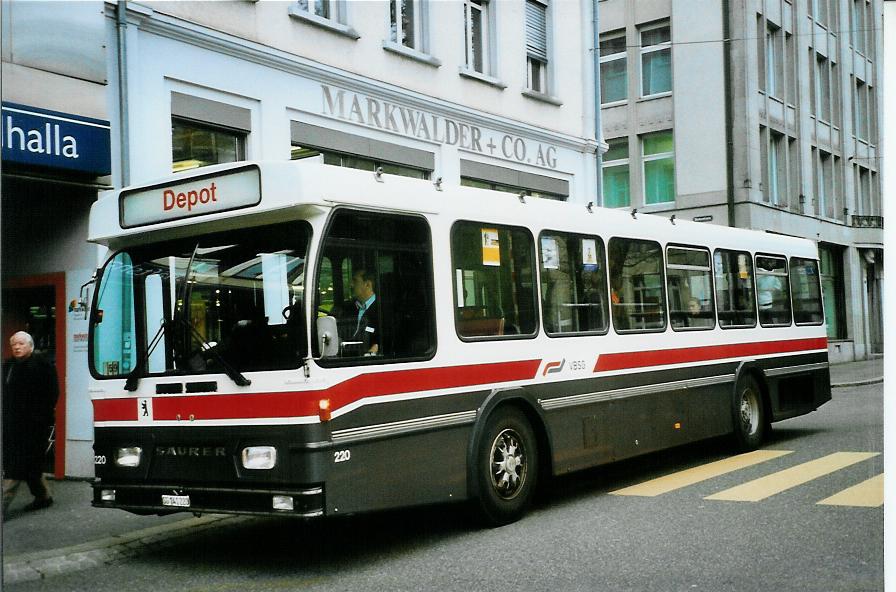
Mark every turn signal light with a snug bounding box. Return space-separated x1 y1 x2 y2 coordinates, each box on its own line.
319 399 332 422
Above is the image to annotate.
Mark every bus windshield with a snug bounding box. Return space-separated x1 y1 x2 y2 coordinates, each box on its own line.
90 222 310 379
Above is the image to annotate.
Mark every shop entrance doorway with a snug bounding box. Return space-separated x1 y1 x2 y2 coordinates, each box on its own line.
2 273 66 478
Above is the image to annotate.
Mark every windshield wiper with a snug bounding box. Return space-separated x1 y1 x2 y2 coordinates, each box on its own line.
124 243 199 392
176 242 250 387
123 319 170 392
174 316 251 387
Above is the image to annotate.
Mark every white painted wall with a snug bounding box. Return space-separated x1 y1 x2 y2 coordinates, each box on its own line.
140 0 589 139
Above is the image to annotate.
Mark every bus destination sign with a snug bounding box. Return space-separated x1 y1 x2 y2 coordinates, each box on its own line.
120 166 261 228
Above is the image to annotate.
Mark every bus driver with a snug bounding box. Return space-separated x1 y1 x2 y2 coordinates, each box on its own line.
342 268 380 356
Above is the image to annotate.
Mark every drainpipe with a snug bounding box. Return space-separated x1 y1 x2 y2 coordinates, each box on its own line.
592 0 603 205
116 0 130 187
722 0 735 227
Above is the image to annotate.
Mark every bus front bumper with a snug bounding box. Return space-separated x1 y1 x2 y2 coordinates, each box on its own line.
91 481 325 518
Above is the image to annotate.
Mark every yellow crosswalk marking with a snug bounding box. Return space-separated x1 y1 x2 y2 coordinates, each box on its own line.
817 474 884 507
705 452 880 502
610 450 793 497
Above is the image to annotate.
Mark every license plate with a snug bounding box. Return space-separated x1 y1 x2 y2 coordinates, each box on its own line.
161 494 191 508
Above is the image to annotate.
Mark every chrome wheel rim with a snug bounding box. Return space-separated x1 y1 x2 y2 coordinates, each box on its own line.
739 387 760 436
489 428 527 500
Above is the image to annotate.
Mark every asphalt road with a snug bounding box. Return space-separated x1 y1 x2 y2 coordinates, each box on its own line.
9 381 883 592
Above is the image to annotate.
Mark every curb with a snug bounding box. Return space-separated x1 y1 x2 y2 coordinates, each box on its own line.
831 377 883 388
2 514 249 585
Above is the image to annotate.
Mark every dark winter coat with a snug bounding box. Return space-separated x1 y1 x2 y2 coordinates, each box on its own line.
2 354 59 479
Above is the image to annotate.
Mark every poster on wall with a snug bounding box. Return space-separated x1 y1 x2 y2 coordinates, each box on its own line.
482 228 500 266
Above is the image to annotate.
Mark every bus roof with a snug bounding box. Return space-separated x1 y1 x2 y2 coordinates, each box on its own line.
89 160 819 259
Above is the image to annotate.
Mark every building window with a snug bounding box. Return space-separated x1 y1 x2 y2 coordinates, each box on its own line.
525 0 549 93
818 244 846 339
602 137 630 208
814 53 832 123
762 22 783 98
291 144 429 179
640 23 671 97
810 0 831 29
600 31 627 104
761 127 788 207
642 130 674 204
855 79 869 141
459 160 569 201
390 0 422 49
851 0 872 55
463 0 489 74
461 178 565 201
855 165 871 215
172 118 246 173
785 32 797 105
290 0 358 37
812 149 836 219
298 0 332 18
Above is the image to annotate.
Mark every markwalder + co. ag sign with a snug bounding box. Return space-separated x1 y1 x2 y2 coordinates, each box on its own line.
320 85 560 170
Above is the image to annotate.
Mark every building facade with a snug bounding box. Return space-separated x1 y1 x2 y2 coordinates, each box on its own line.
1 0 111 478
598 0 884 363
113 0 600 198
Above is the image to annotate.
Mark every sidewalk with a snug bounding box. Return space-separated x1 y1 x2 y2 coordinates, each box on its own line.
1 479 242 584
829 356 884 388
1 357 884 584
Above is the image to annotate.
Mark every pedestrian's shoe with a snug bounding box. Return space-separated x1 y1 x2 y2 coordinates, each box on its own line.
23 497 53 512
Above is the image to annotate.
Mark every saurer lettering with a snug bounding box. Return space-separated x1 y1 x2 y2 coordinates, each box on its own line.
162 182 218 213
155 446 226 458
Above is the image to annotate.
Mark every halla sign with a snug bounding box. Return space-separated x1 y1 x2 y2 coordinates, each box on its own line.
1 103 111 175
320 85 560 170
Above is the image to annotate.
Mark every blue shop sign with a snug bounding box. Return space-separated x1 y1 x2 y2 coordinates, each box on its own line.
2 102 111 175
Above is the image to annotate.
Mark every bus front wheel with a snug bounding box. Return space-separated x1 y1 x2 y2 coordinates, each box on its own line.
474 407 538 526
731 374 767 452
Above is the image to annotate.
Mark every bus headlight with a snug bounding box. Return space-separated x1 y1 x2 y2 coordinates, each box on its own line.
114 447 142 467
241 446 277 470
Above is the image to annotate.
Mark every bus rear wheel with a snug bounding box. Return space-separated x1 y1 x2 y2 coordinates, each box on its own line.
474 407 538 526
731 374 766 452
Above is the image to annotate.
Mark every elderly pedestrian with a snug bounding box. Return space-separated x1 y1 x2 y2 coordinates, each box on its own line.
2 331 59 516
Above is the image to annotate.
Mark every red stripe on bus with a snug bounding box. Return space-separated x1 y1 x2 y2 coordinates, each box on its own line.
92 397 138 422
593 337 828 372
93 359 542 422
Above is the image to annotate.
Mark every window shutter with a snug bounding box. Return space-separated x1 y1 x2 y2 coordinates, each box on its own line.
525 0 547 61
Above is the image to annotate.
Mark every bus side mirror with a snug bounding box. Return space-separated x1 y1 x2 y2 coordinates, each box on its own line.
316 316 340 357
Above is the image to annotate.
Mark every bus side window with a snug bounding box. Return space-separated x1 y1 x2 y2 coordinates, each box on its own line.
666 246 715 331
608 238 666 332
539 231 609 335
790 257 824 325
756 255 792 327
714 249 757 328
452 222 538 339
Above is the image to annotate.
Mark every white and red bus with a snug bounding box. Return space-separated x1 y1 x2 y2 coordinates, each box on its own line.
87 161 830 525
